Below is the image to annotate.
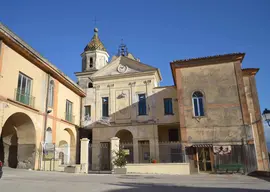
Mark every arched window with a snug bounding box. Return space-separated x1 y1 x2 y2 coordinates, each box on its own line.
192 91 204 117
90 57 93 68
45 127 52 144
48 80 54 107
88 82 93 88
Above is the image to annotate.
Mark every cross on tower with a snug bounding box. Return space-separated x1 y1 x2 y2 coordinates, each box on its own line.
93 17 98 27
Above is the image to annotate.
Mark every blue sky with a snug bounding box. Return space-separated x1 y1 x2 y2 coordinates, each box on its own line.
1 0 270 147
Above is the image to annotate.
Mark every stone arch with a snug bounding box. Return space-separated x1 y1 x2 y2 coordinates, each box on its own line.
59 128 76 164
64 128 75 147
58 140 69 165
115 129 133 143
115 129 134 163
0 112 36 169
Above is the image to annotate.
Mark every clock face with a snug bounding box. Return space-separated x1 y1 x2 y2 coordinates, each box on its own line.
117 64 128 73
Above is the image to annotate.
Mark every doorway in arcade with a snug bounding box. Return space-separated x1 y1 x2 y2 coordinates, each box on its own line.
0 112 36 169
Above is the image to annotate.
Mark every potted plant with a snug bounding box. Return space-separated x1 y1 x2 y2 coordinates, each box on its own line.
151 159 157 163
113 148 127 174
150 157 157 163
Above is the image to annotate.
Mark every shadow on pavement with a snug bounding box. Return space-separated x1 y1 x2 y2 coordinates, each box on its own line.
249 176 270 183
248 171 270 183
105 182 270 192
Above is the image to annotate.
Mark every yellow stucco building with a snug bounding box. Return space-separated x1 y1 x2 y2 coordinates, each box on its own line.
0 23 85 170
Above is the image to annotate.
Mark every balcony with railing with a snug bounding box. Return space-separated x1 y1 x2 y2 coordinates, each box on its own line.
14 88 35 108
65 112 75 124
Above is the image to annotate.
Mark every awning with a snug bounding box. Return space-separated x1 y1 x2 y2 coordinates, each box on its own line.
191 144 213 148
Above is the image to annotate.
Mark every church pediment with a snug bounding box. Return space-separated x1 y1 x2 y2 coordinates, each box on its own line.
91 56 158 78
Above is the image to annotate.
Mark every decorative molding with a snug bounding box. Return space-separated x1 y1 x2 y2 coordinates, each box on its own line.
128 82 136 87
117 92 127 99
96 116 111 126
119 108 128 115
117 64 129 73
143 80 151 85
107 84 114 88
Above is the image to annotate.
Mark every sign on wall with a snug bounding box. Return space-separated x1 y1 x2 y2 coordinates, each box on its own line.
123 149 130 155
213 145 232 155
43 143 55 160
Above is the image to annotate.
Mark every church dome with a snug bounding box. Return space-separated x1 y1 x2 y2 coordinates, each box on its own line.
84 28 107 52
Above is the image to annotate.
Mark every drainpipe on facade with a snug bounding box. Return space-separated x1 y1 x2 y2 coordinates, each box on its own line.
40 73 51 170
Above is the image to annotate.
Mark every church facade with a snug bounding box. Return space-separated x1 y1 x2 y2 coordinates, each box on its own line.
76 28 180 170
0 22 269 172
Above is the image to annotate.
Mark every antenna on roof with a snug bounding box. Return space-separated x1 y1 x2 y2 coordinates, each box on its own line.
118 39 128 56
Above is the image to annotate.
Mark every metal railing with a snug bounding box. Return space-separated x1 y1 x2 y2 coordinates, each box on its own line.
118 141 186 164
15 88 35 108
158 141 185 163
65 112 75 123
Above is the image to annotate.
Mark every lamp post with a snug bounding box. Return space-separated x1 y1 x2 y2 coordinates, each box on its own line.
262 108 270 127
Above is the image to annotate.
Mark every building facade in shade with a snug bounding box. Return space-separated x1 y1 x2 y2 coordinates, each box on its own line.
171 55 270 171
0 23 86 170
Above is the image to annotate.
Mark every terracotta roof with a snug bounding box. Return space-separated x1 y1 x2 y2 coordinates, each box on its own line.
84 28 106 52
171 53 245 65
0 22 86 97
242 68 259 76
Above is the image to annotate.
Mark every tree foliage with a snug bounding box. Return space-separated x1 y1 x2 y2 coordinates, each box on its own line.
113 148 127 168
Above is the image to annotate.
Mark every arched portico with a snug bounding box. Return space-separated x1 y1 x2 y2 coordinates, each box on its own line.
58 140 69 165
56 128 76 165
115 129 133 163
115 129 133 143
64 128 76 164
0 112 36 169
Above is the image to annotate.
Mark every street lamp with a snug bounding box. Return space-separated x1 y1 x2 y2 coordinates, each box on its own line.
262 108 270 127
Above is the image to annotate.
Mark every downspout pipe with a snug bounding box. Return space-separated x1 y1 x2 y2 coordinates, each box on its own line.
40 73 51 170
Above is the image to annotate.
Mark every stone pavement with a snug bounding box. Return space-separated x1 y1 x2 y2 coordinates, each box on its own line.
0 168 270 192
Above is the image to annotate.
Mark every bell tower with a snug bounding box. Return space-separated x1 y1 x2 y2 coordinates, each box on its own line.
81 28 109 73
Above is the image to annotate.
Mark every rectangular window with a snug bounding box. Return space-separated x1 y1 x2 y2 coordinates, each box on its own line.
164 98 173 115
138 94 147 115
193 97 204 116
65 100 73 122
16 72 32 106
84 105 91 120
168 129 179 141
102 97 109 117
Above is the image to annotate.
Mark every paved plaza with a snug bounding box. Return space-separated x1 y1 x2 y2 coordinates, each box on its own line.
0 168 270 191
